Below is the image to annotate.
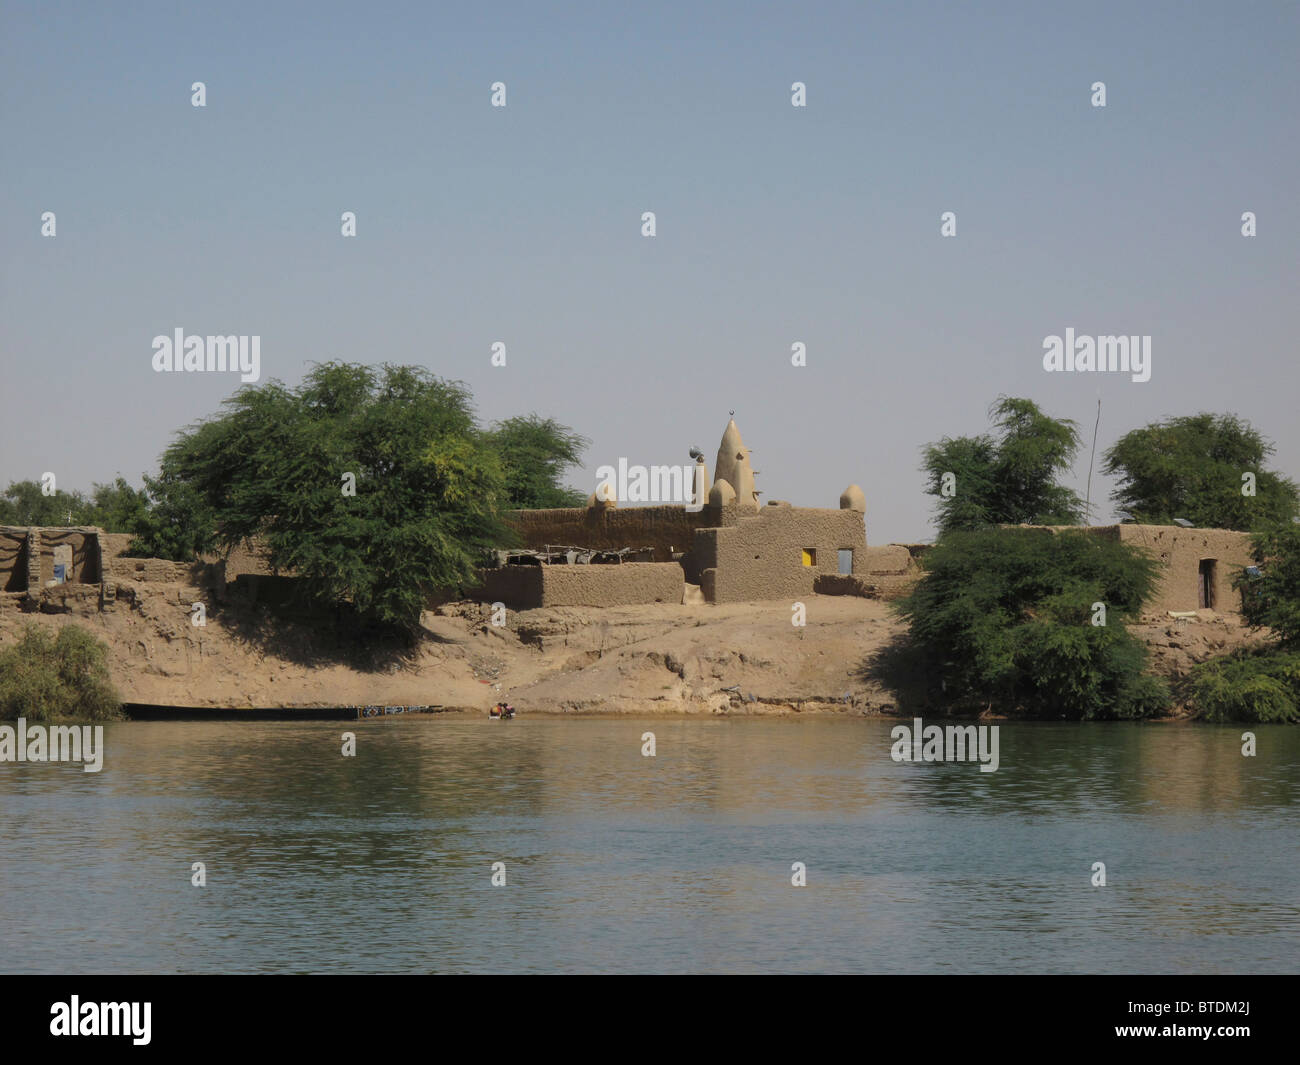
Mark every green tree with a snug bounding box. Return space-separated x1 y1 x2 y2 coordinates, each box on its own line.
1103 413 1299 530
82 477 151 533
897 527 1167 718
0 480 90 527
135 362 512 635
129 468 219 561
922 397 1084 534
1187 649 1300 723
485 415 589 509
0 476 151 533
0 624 121 722
1236 520 1300 647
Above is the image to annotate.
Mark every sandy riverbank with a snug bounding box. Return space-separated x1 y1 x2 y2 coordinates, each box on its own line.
0 578 1270 717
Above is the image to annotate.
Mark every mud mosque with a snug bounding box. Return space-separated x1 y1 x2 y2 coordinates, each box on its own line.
0 417 1257 617
477 416 897 608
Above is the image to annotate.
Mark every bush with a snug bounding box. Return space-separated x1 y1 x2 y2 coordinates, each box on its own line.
1104 413 1299 531
133 363 517 636
921 396 1085 533
1188 649 1300 723
1236 521 1300 647
897 527 1169 718
0 624 121 722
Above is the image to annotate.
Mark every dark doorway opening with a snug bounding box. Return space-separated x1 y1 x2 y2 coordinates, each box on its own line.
1198 558 1217 609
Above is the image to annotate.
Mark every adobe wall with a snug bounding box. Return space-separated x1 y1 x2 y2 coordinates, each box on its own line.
1023 523 1256 615
1114 524 1255 614
504 505 723 563
473 562 685 609
97 532 135 561
84 530 264 588
693 504 867 603
96 531 185 583
812 573 874 596
538 562 684 607
474 566 545 610
0 527 103 591
863 544 913 574
38 529 99 584
859 543 931 601
0 530 25 593
211 540 276 578
106 556 191 583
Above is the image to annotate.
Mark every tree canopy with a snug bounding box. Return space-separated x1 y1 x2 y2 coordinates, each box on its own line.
1103 413 1299 530
1237 520 1300 647
0 477 149 532
897 527 1167 718
133 363 519 635
921 397 1085 533
485 414 588 509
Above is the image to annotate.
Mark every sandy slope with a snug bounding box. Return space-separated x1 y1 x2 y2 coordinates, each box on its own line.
0 581 1269 715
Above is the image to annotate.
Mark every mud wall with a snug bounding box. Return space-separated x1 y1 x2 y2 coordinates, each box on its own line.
1020 523 1256 615
97 532 274 586
97 532 135 562
1115 524 1255 614
211 541 276 578
860 543 928 601
0 527 103 590
106 556 191 582
473 562 685 609
39 529 99 584
692 504 867 603
863 544 913 574
0 531 26 593
539 563 683 606
504 505 722 562
474 567 545 609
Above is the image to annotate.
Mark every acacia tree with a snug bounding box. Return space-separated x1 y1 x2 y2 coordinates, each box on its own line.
1237 521 1300 647
897 528 1167 718
921 397 1085 533
83 478 151 533
0 476 160 535
1103 413 1299 530
0 480 89 527
137 363 513 635
485 415 589 509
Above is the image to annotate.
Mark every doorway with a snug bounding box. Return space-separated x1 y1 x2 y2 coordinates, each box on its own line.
1198 558 1216 609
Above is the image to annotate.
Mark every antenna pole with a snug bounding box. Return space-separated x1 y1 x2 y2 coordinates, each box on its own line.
1084 395 1102 523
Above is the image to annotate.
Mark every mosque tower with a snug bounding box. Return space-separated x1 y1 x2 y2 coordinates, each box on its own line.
711 417 760 511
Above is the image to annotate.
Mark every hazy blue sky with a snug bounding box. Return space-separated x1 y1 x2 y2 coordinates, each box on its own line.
3 0 1297 543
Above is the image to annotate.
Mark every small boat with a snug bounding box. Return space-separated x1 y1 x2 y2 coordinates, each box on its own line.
357 704 442 719
489 703 516 720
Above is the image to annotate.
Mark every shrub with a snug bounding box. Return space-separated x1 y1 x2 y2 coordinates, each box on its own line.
897 527 1169 718
1236 521 1300 647
1188 649 1300 723
0 624 121 722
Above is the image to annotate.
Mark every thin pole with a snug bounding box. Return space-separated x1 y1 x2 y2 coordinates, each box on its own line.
1084 396 1101 523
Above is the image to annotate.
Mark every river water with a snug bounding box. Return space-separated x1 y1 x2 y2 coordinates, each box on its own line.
1 717 1295 973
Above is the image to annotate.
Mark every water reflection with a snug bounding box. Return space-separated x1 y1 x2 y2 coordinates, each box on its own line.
0 717 1295 973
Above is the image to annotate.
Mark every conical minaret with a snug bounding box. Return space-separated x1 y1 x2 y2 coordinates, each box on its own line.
713 417 759 511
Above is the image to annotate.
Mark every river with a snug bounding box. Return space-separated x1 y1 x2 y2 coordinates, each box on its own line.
1 716 1295 973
